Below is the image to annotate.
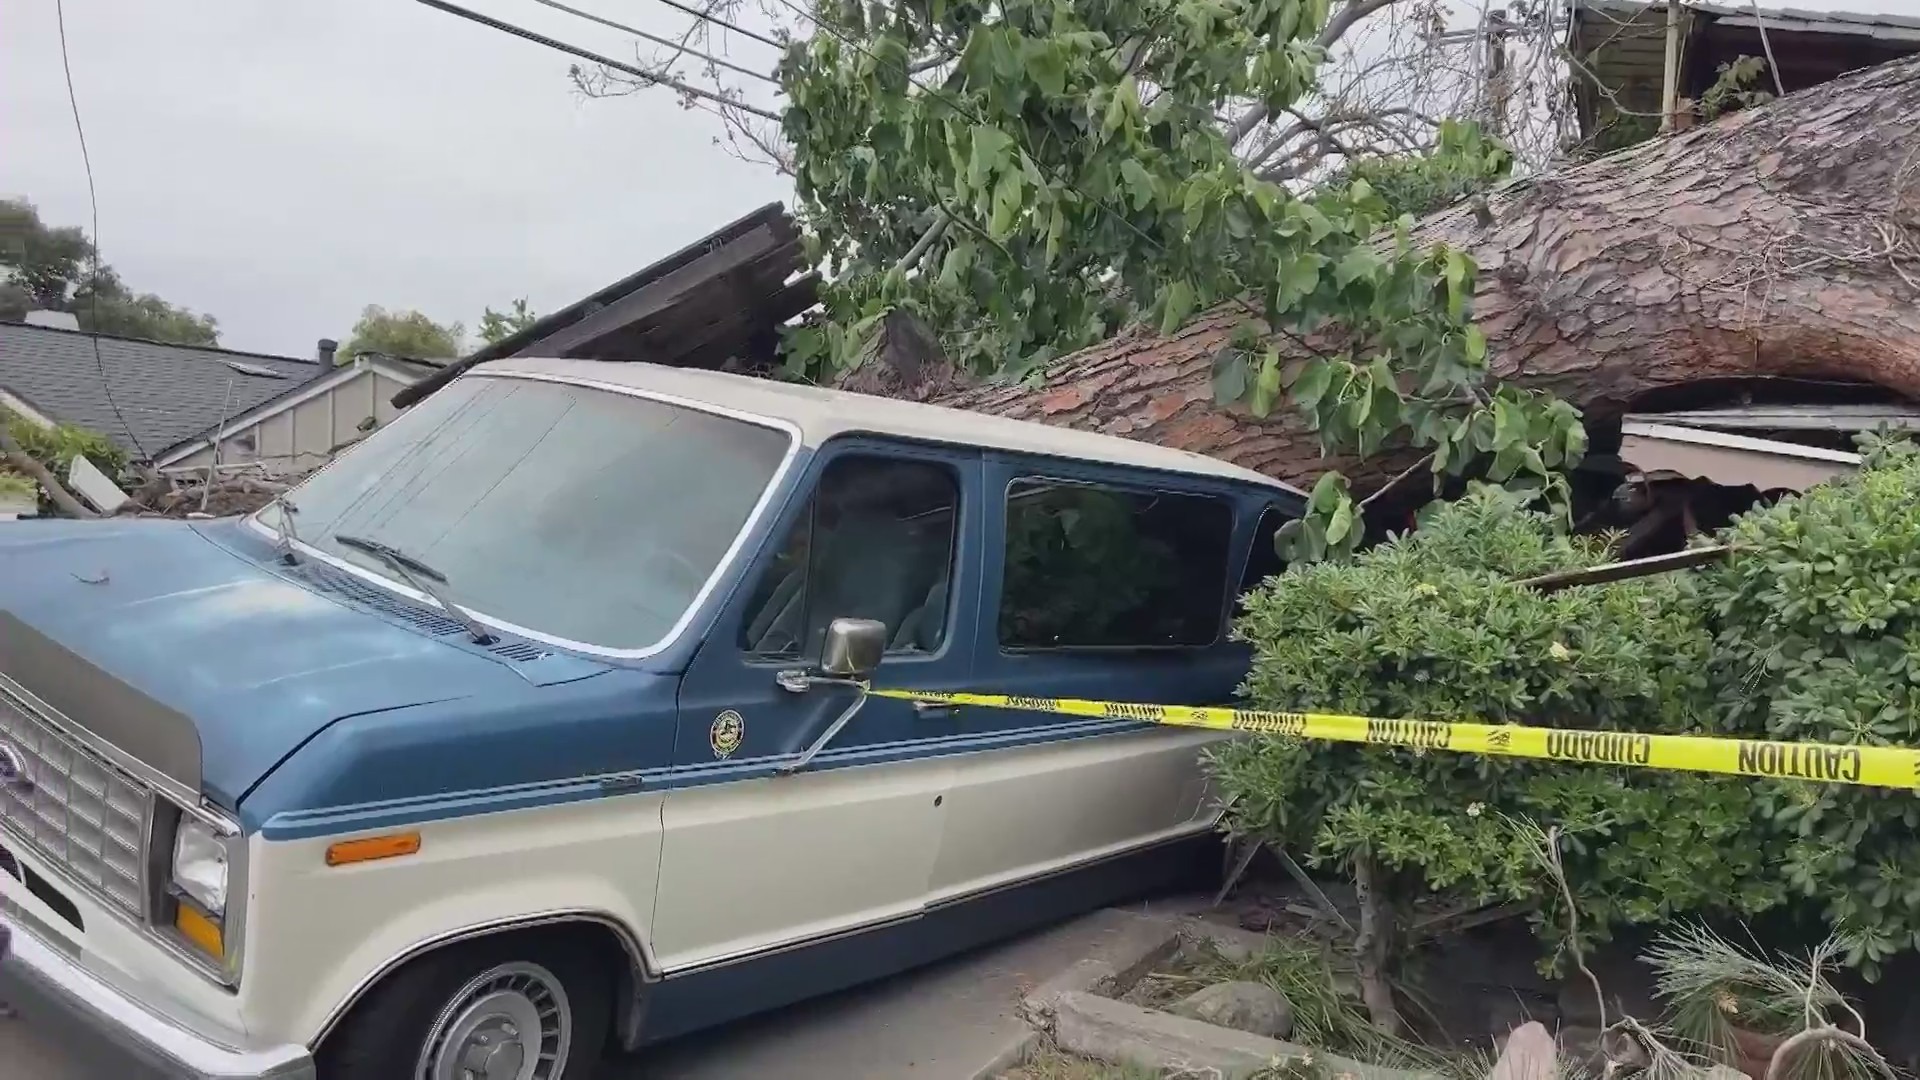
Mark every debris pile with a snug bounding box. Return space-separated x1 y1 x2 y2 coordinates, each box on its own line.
115 473 292 519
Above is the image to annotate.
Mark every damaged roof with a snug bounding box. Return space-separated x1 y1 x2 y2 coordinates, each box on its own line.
1613 400 1920 490
1627 401 1920 431
395 202 820 409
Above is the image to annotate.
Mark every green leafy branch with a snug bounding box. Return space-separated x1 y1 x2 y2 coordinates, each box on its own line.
779 0 1584 559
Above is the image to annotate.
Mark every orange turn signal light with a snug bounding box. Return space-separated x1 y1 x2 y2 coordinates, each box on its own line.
325 832 421 867
175 902 225 958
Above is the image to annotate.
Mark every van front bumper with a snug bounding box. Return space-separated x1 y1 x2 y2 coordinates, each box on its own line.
0 903 315 1080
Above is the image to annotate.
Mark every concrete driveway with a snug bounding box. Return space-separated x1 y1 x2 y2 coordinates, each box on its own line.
1 906 1179 1080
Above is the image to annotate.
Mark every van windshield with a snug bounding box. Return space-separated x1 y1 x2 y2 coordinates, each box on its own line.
259 374 792 653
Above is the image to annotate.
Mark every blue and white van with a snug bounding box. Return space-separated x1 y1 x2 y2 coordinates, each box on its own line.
0 357 1303 1079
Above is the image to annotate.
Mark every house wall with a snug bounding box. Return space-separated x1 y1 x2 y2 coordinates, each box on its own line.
169 367 407 478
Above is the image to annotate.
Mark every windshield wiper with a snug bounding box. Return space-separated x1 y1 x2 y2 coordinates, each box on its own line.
333 533 497 645
271 499 301 565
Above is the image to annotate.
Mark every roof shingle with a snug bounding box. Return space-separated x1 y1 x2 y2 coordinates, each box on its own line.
0 322 320 460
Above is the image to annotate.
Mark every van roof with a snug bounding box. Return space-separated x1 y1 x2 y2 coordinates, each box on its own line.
481 357 1304 494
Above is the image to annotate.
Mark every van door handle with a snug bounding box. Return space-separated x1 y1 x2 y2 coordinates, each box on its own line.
914 701 957 718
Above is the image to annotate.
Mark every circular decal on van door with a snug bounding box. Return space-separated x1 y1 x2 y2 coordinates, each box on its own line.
710 710 745 759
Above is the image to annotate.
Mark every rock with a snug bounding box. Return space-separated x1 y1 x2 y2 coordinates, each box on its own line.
1490 1022 1557 1080
1173 981 1295 1038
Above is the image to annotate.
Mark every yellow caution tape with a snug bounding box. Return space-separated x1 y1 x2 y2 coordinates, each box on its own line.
869 689 1920 791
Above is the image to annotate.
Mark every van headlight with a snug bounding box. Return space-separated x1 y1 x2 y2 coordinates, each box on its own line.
172 818 230 914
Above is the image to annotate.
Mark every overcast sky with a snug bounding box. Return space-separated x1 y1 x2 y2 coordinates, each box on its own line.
2 0 792 357
7 0 1916 360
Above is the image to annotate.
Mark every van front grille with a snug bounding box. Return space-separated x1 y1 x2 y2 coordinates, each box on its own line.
0 681 151 920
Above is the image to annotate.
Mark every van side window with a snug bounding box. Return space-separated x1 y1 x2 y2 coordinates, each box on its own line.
739 455 959 657
1237 505 1294 595
998 479 1234 649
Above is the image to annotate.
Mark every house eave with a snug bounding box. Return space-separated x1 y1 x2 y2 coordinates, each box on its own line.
151 355 420 469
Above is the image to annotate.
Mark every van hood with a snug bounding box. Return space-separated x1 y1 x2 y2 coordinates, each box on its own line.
0 518 606 809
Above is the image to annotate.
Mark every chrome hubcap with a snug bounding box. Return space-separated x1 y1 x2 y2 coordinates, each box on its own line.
419 962 571 1080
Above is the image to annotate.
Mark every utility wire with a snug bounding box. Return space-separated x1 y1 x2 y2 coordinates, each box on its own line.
413 0 781 119
55 0 150 462
528 0 779 84
644 0 784 48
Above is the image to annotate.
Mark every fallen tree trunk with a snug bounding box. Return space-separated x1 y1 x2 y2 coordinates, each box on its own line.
885 56 1920 491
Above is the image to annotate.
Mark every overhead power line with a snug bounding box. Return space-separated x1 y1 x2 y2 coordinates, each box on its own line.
642 0 784 48
413 0 781 119
55 0 149 461
528 0 779 84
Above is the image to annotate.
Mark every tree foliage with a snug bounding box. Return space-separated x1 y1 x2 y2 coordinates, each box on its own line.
2 408 129 514
339 305 464 363
1323 120 1514 219
0 199 93 314
775 0 1577 557
1213 487 1784 973
478 298 539 346
1701 436 1920 979
2 413 128 478
0 199 220 346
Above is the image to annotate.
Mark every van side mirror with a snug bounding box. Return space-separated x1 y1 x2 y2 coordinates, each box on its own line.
820 618 886 679
776 618 886 775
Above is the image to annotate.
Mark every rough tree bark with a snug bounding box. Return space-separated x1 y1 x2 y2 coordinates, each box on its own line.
864 55 1920 492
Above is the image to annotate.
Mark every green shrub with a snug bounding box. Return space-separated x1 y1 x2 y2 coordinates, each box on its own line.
1 411 127 514
3 410 128 479
1212 486 1784 969
0 473 35 503
1701 436 1920 977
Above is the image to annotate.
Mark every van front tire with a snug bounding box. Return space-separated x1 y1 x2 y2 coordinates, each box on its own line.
319 931 611 1080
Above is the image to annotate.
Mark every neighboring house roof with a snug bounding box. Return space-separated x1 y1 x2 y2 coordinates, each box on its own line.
1688 1 1920 41
482 356 1307 493
152 353 428 469
395 202 821 409
0 322 320 460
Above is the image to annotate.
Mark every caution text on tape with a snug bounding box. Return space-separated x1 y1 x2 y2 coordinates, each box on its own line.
869 689 1919 791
